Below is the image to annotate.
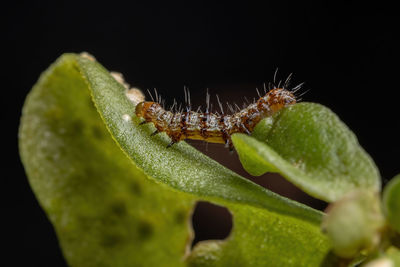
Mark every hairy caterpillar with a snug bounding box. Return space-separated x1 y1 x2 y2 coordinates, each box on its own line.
135 75 302 150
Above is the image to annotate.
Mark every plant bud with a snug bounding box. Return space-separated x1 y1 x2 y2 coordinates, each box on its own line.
321 190 385 258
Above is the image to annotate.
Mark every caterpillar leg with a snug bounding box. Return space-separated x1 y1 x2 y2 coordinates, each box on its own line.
224 138 234 152
166 141 175 148
165 135 180 148
150 130 159 136
227 141 234 152
240 123 251 135
165 132 184 148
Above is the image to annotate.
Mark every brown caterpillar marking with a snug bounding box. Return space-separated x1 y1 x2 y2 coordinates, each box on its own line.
135 79 301 150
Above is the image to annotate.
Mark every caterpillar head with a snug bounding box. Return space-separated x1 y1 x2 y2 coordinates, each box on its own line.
135 101 161 119
266 88 297 112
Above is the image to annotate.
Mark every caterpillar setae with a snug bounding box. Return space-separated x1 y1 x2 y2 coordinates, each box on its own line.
135 74 303 150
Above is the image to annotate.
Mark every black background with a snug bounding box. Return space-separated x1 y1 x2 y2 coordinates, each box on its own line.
3 1 399 266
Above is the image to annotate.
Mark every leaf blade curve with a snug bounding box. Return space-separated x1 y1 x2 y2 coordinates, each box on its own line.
232 103 381 202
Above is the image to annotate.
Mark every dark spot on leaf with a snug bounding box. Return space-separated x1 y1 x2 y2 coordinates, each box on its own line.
137 220 154 240
130 182 141 195
110 201 127 217
71 120 84 134
174 209 187 224
191 201 232 247
92 125 104 140
101 233 123 247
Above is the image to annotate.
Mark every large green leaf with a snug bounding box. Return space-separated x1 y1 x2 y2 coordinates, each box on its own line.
19 53 332 266
19 56 195 267
232 104 381 202
383 175 400 234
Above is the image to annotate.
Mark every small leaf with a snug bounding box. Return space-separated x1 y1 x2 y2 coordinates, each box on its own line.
383 175 400 234
232 103 381 202
19 54 333 266
321 190 385 259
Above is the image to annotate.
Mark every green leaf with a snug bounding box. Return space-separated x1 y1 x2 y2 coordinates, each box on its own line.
19 53 332 266
383 175 400 234
232 103 381 202
19 55 194 267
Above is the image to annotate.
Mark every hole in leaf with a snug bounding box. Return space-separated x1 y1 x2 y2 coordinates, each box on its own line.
191 201 232 247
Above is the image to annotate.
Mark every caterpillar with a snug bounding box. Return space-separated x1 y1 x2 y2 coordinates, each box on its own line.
135 75 302 150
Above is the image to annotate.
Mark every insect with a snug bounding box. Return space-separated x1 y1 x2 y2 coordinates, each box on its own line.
135 74 303 150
